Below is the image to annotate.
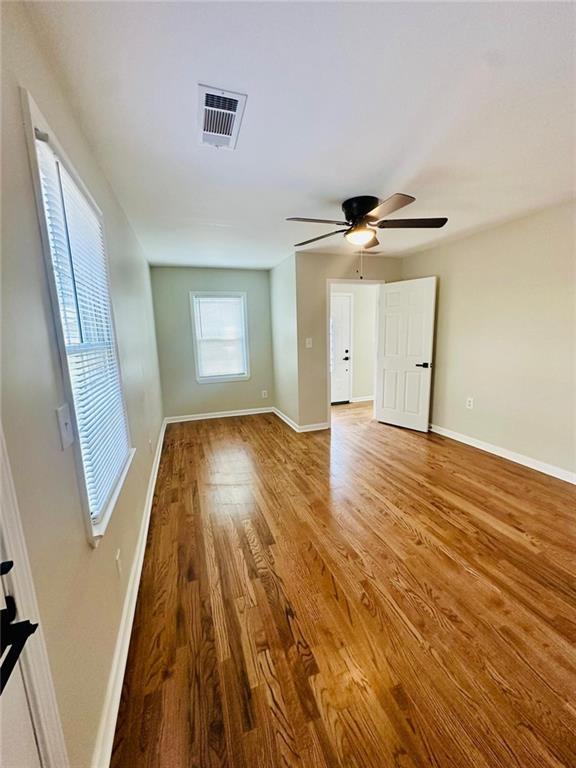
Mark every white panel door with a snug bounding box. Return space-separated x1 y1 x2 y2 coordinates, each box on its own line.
0 583 42 768
374 277 436 431
330 293 352 404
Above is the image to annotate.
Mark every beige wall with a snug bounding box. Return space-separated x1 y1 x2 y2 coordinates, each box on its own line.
151 267 274 417
331 283 379 401
400 200 576 472
270 255 299 422
1 4 163 766
296 252 401 425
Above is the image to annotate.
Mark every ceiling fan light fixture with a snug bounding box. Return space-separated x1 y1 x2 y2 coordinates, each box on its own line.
287 193 447 248
345 225 375 246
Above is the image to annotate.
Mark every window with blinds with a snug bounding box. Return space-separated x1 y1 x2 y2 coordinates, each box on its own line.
190 293 250 381
34 134 132 528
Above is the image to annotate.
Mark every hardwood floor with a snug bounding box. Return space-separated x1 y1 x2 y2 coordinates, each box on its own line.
112 403 576 768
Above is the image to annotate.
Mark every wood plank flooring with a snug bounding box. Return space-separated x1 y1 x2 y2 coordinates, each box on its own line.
112 402 576 768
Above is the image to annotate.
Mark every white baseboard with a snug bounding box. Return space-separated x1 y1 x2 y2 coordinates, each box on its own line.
164 406 329 434
350 396 373 403
91 420 167 768
430 424 576 485
164 406 274 424
272 408 329 433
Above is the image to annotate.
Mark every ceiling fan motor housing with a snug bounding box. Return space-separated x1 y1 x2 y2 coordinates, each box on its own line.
342 195 380 224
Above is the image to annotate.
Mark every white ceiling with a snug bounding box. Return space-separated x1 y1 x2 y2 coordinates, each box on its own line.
28 2 575 268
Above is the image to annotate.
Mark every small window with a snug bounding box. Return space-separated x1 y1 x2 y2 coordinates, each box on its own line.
190 293 250 382
30 109 133 539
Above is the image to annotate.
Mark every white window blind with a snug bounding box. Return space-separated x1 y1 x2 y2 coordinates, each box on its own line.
191 294 249 381
35 136 131 525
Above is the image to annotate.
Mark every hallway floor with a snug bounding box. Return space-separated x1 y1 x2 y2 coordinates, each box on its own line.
112 403 576 767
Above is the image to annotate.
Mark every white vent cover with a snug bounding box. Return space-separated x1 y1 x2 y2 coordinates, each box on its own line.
198 85 247 149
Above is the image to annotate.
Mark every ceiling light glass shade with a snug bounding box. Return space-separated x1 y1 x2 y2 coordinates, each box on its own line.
365 233 380 249
345 226 375 246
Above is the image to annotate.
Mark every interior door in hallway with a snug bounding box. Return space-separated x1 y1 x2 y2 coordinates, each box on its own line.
330 293 352 404
375 276 436 431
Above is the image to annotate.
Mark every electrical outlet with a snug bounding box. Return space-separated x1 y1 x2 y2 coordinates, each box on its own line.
115 549 123 578
466 397 474 410
261 390 268 399
305 337 313 349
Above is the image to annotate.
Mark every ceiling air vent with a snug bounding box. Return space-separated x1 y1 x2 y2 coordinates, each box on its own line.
198 85 247 150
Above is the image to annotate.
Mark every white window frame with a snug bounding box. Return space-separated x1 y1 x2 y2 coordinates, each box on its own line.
21 90 135 546
189 291 251 383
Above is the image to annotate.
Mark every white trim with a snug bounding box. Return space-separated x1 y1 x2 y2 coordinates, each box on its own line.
350 395 373 403
0 426 70 768
91 449 136 542
165 407 274 424
430 424 576 485
328 278 389 284
272 408 329 433
298 422 330 432
90 421 166 768
194 373 251 384
21 92 101 214
163 407 329 433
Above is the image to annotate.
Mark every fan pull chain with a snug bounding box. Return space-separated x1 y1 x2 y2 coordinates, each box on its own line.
356 249 365 280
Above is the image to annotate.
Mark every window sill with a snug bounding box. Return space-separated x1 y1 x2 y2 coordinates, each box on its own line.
89 447 136 546
196 374 251 384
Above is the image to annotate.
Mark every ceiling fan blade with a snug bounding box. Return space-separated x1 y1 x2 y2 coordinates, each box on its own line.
287 217 349 226
376 217 448 229
294 229 348 247
367 193 415 220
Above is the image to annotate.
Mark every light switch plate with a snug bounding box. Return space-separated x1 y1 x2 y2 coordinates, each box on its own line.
56 403 74 449
305 337 313 349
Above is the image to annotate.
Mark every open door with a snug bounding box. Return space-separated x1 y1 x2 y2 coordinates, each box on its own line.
1 424 69 768
1 580 42 768
374 277 436 432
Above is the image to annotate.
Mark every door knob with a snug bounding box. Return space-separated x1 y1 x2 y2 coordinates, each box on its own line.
415 362 430 368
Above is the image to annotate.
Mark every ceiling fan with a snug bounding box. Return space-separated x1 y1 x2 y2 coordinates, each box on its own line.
287 194 447 248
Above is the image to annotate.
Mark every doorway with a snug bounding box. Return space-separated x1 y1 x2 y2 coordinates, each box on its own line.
329 281 380 418
330 293 352 404
327 277 437 431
